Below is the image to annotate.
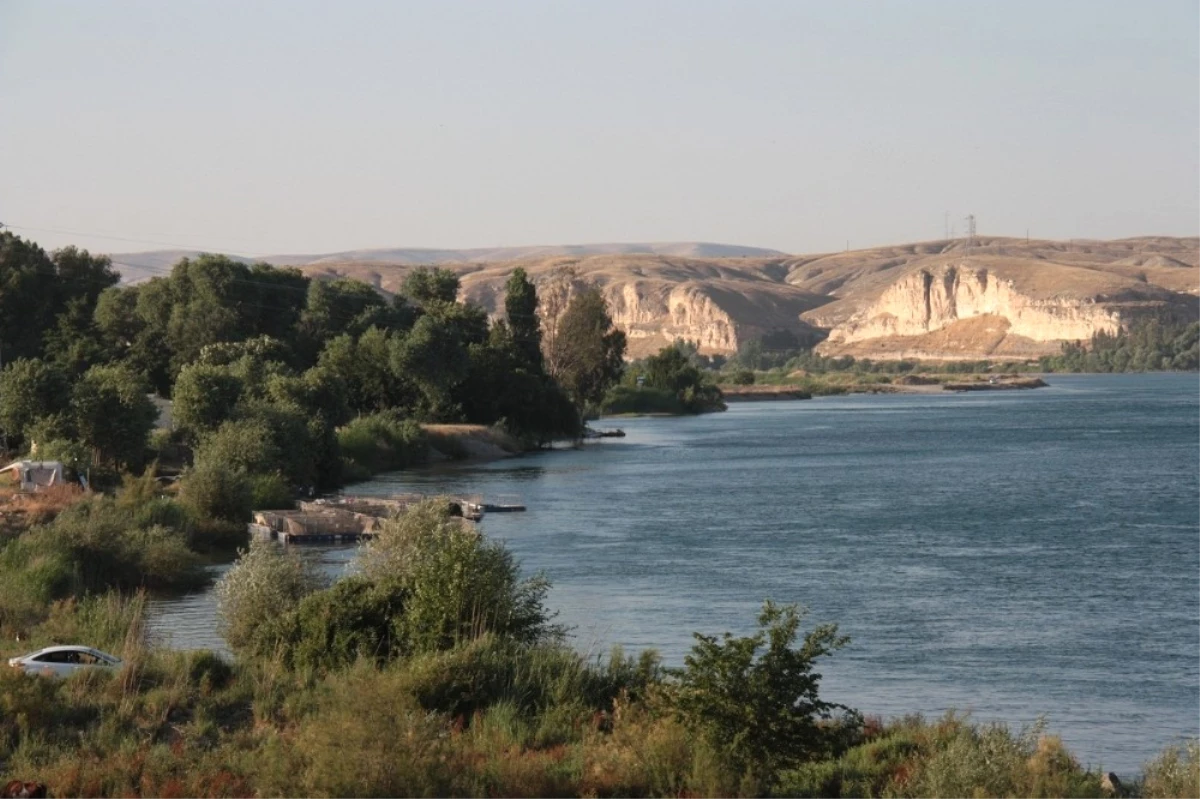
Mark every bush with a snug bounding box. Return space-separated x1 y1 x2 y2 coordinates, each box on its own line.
899 714 1102 799
248 472 294 510
400 636 661 724
1140 739 1200 799
601 385 685 415
194 418 282 476
357 499 561 653
0 496 205 600
253 576 407 671
668 601 858 794
278 662 459 798
337 413 429 480
178 463 253 525
214 540 324 654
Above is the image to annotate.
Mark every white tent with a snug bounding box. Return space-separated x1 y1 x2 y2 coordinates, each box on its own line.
0 460 65 492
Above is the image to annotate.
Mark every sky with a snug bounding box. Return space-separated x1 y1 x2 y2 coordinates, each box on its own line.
1 0 1197 258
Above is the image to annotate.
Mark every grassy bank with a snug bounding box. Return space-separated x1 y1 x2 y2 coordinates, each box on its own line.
0 498 1195 798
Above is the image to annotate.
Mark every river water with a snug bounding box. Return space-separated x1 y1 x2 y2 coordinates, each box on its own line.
148 373 1199 774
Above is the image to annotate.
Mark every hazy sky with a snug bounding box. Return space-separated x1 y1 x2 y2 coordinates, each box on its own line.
2 0 1197 257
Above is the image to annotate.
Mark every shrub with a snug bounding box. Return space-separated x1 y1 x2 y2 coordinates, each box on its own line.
337 413 429 480
1140 739 1200 799
668 601 858 794
194 418 282 476
214 540 324 654
37 591 148 654
0 497 205 599
185 650 234 692
280 661 459 798
178 463 253 525
601 385 685 415
400 636 654 723
253 576 406 671
357 499 561 653
248 472 294 510
900 714 1102 799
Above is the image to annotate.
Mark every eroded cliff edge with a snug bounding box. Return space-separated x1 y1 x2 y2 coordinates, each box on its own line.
292 236 1198 361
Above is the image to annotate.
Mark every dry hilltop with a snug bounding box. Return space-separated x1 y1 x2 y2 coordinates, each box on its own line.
114 236 1199 361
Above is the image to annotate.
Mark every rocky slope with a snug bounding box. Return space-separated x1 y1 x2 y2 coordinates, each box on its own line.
113 236 1199 361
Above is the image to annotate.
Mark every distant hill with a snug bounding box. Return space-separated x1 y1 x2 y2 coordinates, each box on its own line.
109 241 786 280
108 236 1199 361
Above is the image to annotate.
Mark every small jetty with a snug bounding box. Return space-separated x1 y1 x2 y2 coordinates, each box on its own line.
480 494 527 513
249 493 487 544
582 427 626 439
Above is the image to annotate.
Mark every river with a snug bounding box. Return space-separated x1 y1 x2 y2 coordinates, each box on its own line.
148 372 1200 774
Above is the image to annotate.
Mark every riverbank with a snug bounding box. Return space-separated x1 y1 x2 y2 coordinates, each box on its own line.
422 423 524 463
720 373 1048 401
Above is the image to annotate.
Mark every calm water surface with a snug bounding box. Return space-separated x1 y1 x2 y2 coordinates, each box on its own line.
149 373 1199 774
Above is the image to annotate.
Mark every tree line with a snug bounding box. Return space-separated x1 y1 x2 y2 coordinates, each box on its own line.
0 232 632 497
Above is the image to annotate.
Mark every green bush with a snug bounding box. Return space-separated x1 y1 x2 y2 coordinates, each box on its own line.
278 661 459 798
338 412 429 480
194 418 282 476
601 385 686 415
253 576 407 671
185 650 234 692
357 499 561 654
0 497 205 601
178 462 253 525
899 715 1102 799
400 636 659 724
248 472 294 510
668 601 858 794
214 540 324 654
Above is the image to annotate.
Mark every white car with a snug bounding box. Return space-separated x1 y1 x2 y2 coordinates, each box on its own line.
7 646 122 678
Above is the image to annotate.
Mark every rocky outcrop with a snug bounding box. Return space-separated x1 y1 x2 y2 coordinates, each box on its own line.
814 262 1127 357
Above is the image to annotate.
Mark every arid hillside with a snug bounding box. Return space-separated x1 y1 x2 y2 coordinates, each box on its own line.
114 236 1199 360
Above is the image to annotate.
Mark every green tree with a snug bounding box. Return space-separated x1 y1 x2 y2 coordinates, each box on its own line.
401 267 460 306
297 277 389 360
504 267 543 369
550 286 626 412
393 304 488 421
319 327 415 414
172 363 246 438
630 343 725 414
670 601 857 793
0 358 70 444
70 363 158 468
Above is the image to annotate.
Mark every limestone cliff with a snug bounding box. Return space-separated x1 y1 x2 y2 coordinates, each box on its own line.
156 235 1195 361
808 250 1197 359
812 261 1126 354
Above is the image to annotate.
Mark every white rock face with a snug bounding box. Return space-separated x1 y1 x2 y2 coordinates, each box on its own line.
603 283 741 354
822 264 1123 348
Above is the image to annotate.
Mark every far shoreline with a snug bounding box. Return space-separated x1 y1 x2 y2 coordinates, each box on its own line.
720 374 1049 402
